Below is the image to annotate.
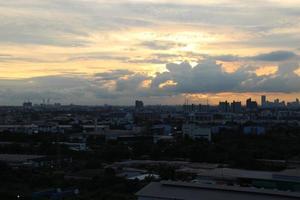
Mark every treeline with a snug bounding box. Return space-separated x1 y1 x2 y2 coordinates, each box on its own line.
1 130 300 170
88 132 300 170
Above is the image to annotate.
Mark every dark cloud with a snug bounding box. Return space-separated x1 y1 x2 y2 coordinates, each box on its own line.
127 57 168 64
240 62 300 92
211 54 241 62
1 0 300 49
68 54 128 62
0 54 62 63
209 51 299 62
221 33 300 49
249 51 298 61
127 53 183 64
150 58 300 94
151 60 246 94
0 58 299 105
0 19 90 47
0 75 93 105
115 73 148 92
94 70 134 81
152 53 180 59
140 40 186 50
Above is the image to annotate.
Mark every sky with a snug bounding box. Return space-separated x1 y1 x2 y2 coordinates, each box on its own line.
0 0 300 105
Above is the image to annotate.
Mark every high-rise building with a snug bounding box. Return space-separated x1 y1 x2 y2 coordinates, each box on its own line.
135 100 144 110
246 98 258 111
261 95 266 106
287 98 300 108
219 101 230 112
23 101 32 109
231 101 242 113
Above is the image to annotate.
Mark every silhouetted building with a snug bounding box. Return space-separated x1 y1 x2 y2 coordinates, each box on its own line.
23 101 32 109
262 97 286 109
198 104 210 112
219 101 230 112
261 95 266 106
135 100 144 110
184 104 198 112
231 101 242 113
287 98 300 108
246 98 258 111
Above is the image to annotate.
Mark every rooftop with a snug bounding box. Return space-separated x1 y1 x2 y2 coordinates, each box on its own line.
0 154 46 163
136 181 300 200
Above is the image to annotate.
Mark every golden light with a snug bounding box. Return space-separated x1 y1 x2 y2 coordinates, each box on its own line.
295 67 300 76
218 61 242 73
159 80 177 88
140 79 152 88
255 65 278 76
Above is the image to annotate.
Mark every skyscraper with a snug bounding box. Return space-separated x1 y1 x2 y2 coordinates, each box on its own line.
135 100 144 110
219 101 230 112
261 95 266 106
231 101 242 113
246 98 258 111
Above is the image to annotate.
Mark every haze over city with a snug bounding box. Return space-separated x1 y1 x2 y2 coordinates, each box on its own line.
0 0 300 105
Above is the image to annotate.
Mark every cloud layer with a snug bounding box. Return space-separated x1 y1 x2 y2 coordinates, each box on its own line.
0 52 299 105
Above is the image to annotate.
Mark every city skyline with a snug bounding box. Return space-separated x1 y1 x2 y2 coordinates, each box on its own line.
0 0 300 105
18 95 300 107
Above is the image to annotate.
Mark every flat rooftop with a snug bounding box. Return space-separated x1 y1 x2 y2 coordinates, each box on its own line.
136 181 300 200
194 168 300 183
0 154 45 163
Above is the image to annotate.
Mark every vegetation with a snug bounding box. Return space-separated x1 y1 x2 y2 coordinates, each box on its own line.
1 129 300 199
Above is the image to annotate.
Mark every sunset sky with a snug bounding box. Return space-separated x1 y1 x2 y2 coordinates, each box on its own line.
0 0 300 105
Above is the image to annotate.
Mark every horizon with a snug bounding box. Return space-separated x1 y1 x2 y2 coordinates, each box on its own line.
1 94 299 107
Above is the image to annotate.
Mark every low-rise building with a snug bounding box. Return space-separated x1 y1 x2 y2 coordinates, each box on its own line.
182 123 211 141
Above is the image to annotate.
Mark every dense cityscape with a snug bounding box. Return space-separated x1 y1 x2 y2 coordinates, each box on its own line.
0 95 300 199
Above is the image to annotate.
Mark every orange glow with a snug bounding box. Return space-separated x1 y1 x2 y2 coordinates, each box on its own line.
218 61 241 73
295 68 300 76
183 92 300 105
255 66 278 76
159 80 178 88
140 79 152 88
